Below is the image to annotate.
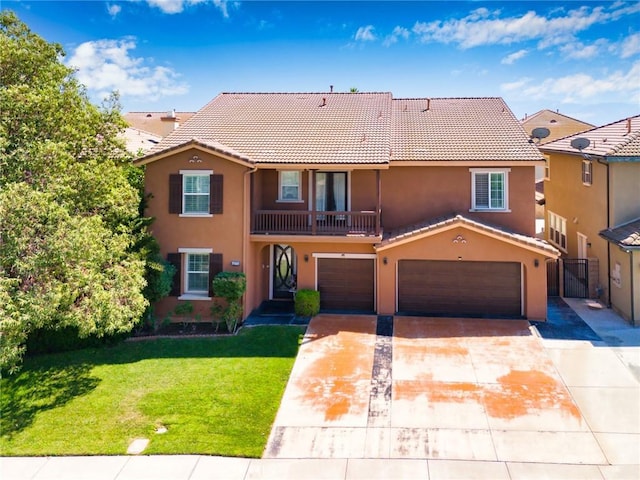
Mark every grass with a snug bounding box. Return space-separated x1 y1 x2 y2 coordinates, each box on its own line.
0 326 305 457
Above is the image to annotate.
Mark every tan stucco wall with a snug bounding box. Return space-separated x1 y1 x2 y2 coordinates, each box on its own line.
544 152 609 300
610 162 640 226
381 166 536 236
144 148 250 319
609 247 640 326
376 226 549 320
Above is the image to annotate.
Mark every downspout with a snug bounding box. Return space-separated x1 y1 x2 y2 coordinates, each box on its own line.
242 166 258 318
597 158 612 307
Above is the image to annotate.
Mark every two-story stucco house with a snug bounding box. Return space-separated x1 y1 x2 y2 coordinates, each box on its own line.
134 92 559 323
540 115 640 325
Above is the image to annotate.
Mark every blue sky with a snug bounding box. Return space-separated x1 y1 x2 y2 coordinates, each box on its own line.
4 1 640 125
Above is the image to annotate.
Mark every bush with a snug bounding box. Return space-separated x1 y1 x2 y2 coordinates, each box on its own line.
294 289 320 317
211 272 246 333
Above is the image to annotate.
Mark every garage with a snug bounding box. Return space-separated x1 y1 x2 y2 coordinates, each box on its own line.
397 260 522 317
317 257 375 312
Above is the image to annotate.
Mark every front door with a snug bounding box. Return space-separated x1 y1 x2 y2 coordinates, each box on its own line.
273 244 296 299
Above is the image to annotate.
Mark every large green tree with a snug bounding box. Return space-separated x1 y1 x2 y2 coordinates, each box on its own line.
0 11 150 373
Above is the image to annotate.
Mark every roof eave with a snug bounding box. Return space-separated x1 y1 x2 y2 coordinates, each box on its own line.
133 140 255 168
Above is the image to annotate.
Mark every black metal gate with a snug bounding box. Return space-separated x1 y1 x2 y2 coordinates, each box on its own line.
563 259 589 298
546 260 560 297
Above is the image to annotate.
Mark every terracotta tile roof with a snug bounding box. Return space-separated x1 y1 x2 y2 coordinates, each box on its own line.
142 93 543 165
377 214 559 256
119 127 161 154
149 93 393 165
540 115 640 159
600 218 640 249
391 97 543 162
124 111 196 137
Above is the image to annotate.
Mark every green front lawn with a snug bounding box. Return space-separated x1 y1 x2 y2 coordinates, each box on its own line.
1 326 304 457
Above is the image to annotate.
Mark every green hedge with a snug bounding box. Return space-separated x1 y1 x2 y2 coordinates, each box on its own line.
26 326 126 356
294 289 320 317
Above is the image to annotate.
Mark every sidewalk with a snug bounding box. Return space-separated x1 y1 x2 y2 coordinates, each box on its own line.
2 299 639 480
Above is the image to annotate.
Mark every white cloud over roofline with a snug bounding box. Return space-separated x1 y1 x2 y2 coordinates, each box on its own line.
500 61 640 103
66 38 189 102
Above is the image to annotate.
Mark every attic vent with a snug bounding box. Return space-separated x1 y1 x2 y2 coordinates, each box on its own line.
550 119 557 123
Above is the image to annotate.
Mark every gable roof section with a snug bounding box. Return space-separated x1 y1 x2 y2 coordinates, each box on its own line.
134 138 254 167
391 97 543 162
376 214 559 257
147 92 393 165
540 115 640 160
520 109 595 144
600 218 640 250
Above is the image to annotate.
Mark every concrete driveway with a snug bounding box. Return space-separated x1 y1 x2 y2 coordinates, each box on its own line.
265 314 639 470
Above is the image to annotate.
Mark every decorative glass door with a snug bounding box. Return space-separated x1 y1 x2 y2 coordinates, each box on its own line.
273 244 296 299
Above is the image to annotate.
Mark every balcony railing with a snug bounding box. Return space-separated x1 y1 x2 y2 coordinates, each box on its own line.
253 210 380 236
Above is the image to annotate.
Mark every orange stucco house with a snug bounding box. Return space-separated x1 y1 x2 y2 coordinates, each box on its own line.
134 93 559 323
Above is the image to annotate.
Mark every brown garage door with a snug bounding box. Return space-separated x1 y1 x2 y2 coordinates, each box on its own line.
398 260 521 317
317 258 375 312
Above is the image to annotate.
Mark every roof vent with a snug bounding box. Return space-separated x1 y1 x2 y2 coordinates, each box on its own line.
627 118 632 135
422 98 431 112
320 97 327 107
330 85 334 93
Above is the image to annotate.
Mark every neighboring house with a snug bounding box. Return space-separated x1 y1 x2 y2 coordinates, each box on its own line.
124 110 195 138
134 93 559 323
521 109 595 236
540 115 640 325
120 126 162 155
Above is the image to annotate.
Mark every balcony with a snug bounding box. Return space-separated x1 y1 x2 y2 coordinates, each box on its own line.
253 210 381 236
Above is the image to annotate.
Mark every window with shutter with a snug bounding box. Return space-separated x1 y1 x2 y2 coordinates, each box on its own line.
170 170 219 216
470 169 509 211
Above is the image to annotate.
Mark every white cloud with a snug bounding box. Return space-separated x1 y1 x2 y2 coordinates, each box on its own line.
559 39 609 60
621 33 640 58
355 25 376 42
411 3 637 50
66 38 189 101
383 26 410 47
500 77 533 91
501 49 528 65
146 0 230 17
505 61 640 103
107 4 121 17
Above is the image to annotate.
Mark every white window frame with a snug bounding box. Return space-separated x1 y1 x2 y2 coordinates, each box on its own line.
180 169 213 217
178 247 212 300
544 156 550 181
469 168 510 212
548 211 567 252
277 170 303 202
582 160 592 186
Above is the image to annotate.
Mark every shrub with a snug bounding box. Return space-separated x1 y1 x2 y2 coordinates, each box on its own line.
211 272 246 333
294 289 320 317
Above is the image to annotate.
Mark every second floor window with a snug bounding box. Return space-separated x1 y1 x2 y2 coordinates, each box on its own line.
470 169 509 211
548 211 567 251
278 171 301 201
582 160 592 185
183 174 210 214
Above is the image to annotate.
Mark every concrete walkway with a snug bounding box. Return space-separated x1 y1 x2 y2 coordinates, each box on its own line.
3 299 639 480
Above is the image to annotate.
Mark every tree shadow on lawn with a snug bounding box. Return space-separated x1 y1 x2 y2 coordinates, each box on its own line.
1 326 304 437
1 363 99 438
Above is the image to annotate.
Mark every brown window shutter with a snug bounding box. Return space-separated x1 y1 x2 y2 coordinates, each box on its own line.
169 174 182 214
167 253 181 296
210 174 223 214
209 253 223 296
